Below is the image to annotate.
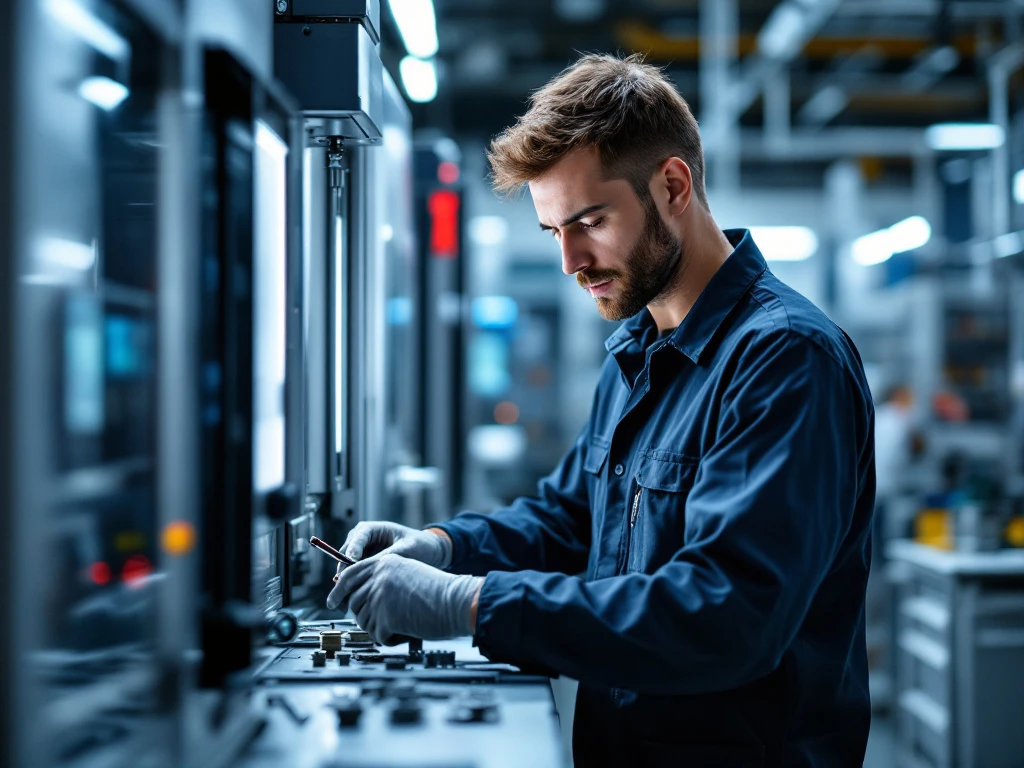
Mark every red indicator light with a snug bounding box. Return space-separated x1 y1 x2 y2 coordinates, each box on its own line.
428 190 460 259
89 562 111 586
438 161 460 186
494 401 520 425
122 554 152 587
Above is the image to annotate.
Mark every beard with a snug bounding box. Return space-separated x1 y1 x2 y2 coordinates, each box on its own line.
577 200 684 322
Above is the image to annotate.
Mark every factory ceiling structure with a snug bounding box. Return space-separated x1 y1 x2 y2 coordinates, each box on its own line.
387 0 1024 186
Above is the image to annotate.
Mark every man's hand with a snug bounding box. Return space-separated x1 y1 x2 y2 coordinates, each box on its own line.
326 523 453 610
328 554 483 645
341 521 452 566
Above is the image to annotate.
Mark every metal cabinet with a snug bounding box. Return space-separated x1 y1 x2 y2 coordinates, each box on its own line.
889 541 1024 768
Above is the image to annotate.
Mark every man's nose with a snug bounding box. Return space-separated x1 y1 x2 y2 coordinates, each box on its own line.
560 232 591 276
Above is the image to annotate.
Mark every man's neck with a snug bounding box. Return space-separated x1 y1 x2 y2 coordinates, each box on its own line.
647 212 734 332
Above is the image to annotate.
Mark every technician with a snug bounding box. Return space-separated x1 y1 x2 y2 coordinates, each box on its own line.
328 53 876 768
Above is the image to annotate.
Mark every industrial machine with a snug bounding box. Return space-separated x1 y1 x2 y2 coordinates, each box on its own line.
0 1 563 767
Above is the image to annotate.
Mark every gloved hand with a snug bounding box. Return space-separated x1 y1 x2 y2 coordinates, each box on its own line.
328 554 483 645
341 521 453 567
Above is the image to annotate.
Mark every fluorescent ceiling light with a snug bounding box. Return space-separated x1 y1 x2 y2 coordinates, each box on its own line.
852 215 931 265
389 0 439 59
758 3 806 60
469 216 509 247
38 236 96 270
79 76 129 110
748 227 819 261
45 0 130 61
399 56 438 103
924 123 1005 151
1014 169 1024 205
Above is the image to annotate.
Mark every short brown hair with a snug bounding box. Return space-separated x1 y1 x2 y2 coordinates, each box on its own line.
488 53 708 208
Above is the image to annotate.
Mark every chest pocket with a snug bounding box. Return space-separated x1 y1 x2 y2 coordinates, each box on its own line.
626 451 699 574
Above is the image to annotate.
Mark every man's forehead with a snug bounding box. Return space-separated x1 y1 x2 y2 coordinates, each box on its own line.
529 154 631 218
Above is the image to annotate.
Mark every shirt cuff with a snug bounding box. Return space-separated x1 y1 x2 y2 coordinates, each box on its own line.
423 521 472 572
471 570 525 663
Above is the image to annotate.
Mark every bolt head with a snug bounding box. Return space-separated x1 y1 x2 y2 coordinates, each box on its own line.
276 0 288 13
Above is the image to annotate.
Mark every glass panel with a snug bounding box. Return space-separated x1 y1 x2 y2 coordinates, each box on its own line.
252 120 288 493
36 1 165 764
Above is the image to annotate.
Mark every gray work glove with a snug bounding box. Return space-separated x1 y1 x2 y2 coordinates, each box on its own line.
341 521 452 567
329 553 483 646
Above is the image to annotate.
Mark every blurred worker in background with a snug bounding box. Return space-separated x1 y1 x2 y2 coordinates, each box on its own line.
874 384 916 517
328 53 876 768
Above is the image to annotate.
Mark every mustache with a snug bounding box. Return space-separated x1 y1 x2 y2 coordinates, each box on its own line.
577 271 618 289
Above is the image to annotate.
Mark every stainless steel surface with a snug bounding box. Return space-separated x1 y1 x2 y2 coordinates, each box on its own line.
303 145 329 494
888 540 1024 575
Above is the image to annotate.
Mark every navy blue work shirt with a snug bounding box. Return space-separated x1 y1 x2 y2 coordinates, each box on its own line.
433 229 876 767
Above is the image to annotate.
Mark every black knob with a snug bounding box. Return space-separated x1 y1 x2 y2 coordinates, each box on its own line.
266 483 300 522
266 610 299 643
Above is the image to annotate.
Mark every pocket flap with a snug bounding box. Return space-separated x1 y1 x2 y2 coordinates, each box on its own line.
636 453 698 492
583 441 609 475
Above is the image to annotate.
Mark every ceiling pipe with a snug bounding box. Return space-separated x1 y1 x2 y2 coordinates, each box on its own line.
727 0 844 122
988 42 1024 238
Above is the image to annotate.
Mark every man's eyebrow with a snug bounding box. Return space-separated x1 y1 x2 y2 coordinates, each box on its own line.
538 203 609 231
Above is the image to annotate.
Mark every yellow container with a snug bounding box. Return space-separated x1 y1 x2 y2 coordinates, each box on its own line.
1006 517 1024 548
914 509 954 551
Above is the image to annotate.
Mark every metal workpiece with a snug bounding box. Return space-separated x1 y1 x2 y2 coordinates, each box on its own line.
353 651 386 664
448 691 501 725
390 700 424 725
312 650 327 667
424 650 457 669
344 630 372 644
320 629 343 655
337 652 352 666
331 696 364 728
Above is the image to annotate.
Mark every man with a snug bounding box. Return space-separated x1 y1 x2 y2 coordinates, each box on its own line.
329 53 875 767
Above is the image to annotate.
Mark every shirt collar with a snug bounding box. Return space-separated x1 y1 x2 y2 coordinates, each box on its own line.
603 229 768 363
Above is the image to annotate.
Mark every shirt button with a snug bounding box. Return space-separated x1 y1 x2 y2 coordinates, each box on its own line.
614 464 625 476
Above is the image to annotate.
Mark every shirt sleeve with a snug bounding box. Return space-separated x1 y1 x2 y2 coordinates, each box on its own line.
470 331 873 695
429 425 592 577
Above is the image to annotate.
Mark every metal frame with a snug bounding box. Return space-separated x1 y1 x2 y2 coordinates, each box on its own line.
0 7 15 768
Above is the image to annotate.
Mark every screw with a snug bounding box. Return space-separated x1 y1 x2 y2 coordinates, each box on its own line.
276 0 288 13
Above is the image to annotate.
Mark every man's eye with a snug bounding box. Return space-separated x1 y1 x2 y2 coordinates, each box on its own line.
580 218 604 230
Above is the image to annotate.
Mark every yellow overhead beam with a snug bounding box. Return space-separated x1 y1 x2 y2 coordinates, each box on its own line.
616 21 981 61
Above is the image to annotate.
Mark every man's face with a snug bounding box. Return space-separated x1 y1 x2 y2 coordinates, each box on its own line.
529 148 683 321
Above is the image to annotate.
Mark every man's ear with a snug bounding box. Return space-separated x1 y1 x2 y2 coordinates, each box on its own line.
660 157 693 216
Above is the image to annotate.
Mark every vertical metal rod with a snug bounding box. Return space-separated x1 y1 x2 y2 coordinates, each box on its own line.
700 0 739 193
327 143 347 490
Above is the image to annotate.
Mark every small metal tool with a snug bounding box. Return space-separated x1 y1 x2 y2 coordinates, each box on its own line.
309 536 357 566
